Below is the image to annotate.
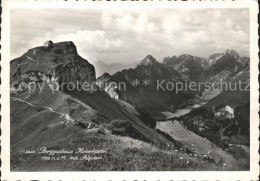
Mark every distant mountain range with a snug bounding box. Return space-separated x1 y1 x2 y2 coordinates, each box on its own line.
89 60 139 77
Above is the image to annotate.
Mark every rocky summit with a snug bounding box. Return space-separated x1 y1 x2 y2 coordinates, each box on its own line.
11 41 96 93
139 55 159 66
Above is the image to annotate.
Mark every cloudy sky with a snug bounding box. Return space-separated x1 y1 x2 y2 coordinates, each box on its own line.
11 8 249 64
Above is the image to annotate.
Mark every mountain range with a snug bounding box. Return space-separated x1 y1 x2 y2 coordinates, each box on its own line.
89 60 139 77
10 41 250 171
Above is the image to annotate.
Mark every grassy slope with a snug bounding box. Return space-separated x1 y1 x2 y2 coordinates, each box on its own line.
11 84 249 171
65 89 174 146
11 83 174 151
157 121 234 164
11 131 248 171
10 95 249 171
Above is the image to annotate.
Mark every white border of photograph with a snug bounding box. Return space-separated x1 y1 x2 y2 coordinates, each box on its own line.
1 0 259 180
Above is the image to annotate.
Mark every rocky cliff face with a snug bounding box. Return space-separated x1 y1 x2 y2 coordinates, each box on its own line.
206 50 241 74
10 41 96 93
203 50 244 82
54 56 96 85
96 73 121 99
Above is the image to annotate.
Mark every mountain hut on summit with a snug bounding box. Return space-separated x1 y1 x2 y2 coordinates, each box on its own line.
44 40 53 48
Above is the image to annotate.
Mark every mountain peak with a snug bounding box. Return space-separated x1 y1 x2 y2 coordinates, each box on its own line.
139 55 158 66
11 40 96 91
52 41 77 54
163 55 178 65
28 41 78 55
224 49 240 59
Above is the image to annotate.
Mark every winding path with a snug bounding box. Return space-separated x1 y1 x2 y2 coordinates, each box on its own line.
10 97 75 127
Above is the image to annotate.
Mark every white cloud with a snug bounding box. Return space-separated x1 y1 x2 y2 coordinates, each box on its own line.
10 8 250 63
116 14 135 33
101 12 113 29
134 13 158 34
183 30 212 44
224 19 234 28
55 30 126 53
